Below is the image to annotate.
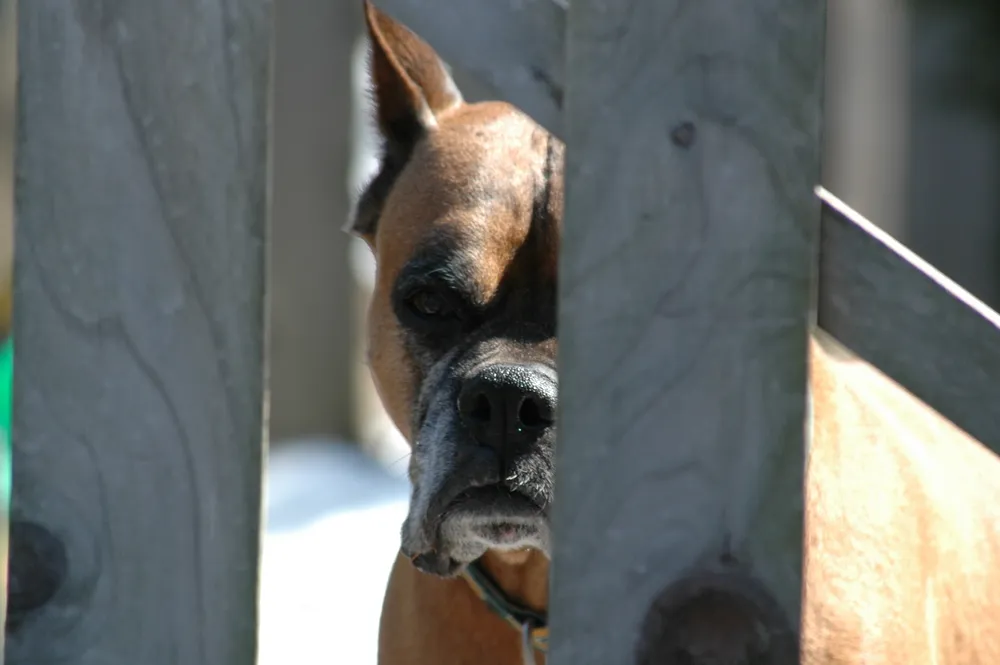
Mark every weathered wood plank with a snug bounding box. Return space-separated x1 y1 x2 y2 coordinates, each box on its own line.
549 0 824 662
372 0 566 137
8 1 271 663
817 187 1000 452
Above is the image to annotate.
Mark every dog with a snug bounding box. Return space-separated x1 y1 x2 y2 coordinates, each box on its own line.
349 3 1000 663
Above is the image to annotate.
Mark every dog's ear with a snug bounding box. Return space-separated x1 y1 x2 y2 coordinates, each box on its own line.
348 1 463 241
364 0 462 145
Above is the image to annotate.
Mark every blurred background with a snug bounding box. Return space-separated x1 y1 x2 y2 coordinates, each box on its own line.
0 0 998 663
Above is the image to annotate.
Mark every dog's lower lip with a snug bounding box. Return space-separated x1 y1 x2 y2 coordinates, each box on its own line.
484 523 524 544
420 478 548 553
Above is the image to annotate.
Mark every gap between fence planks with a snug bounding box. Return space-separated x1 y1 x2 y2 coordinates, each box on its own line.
8 1 271 663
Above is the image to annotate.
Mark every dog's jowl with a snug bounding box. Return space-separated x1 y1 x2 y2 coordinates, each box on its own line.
349 3 1000 664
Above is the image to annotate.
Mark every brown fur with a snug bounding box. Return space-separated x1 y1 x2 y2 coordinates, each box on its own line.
803 330 1000 664
355 3 1000 663
380 549 550 665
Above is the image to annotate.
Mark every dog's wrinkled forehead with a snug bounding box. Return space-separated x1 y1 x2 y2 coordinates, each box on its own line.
374 107 562 298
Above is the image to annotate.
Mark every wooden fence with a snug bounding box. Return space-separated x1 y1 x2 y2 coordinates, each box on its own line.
9 1 269 663
8 1 1000 664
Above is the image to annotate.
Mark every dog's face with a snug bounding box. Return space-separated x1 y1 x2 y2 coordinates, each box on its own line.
351 3 564 577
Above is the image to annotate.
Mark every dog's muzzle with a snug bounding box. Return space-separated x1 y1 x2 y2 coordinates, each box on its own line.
402 361 557 576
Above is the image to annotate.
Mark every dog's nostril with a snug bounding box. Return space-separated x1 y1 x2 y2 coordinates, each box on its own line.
469 393 492 423
517 396 549 428
459 365 556 448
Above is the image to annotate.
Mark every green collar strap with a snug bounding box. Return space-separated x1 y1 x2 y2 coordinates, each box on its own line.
460 560 549 659
0 337 11 509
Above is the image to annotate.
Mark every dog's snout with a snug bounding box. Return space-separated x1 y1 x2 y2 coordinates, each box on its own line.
457 364 556 454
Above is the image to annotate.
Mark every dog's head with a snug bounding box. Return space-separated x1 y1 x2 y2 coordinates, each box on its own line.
350 2 563 577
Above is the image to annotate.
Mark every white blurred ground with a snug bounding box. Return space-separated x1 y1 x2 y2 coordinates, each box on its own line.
259 438 410 665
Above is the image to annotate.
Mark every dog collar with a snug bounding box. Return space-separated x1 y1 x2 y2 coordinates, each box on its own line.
461 560 549 659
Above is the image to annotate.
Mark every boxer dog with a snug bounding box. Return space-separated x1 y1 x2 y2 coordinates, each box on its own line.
350 3 1000 663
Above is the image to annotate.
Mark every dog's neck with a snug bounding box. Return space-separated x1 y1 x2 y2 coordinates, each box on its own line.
477 548 550 613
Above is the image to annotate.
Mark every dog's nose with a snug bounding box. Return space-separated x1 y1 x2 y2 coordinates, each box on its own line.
457 363 556 454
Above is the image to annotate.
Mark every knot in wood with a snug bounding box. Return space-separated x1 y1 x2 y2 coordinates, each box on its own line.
671 122 696 149
634 570 796 665
8 520 68 631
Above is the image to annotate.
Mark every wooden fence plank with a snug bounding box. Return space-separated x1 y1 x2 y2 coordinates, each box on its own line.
817 187 1000 451
549 0 824 662
8 1 270 663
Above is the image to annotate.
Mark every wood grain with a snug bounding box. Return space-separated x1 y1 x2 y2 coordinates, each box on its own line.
8 1 270 663
549 0 824 661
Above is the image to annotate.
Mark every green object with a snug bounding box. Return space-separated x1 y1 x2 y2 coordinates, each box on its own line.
0 336 11 508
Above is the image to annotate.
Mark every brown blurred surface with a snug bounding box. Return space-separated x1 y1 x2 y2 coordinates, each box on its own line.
269 0 362 442
0 0 13 339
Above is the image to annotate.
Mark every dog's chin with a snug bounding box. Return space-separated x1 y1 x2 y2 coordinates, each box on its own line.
406 485 550 578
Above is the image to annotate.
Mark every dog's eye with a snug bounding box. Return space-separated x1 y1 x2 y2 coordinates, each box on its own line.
407 289 454 320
